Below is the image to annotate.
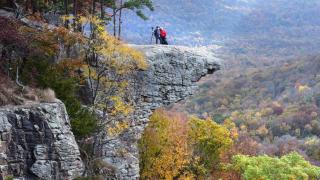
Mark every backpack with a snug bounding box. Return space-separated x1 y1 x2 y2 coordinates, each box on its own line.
160 29 167 38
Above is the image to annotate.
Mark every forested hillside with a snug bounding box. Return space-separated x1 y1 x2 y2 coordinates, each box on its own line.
169 55 320 171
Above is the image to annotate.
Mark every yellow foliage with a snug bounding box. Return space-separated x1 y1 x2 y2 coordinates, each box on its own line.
82 65 98 79
223 118 239 139
139 110 191 179
139 111 235 177
80 16 148 72
187 117 233 175
257 124 268 136
61 15 74 22
110 96 133 116
311 112 318 119
255 112 262 119
231 111 240 119
107 121 129 137
296 84 311 93
139 111 234 179
240 124 247 131
76 15 148 126
260 107 273 117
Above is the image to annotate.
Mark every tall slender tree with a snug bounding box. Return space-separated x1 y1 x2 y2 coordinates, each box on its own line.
113 4 117 37
122 0 154 38
100 0 104 19
72 0 77 31
64 0 69 28
117 0 122 40
105 0 154 38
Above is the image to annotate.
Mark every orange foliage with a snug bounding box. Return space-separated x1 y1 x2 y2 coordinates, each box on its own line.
139 110 191 179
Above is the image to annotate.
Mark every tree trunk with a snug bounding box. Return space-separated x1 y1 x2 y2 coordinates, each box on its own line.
25 0 30 12
117 0 122 40
31 0 36 14
92 0 96 15
113 8 117 37
73 0 77 31
52 0 58 13
90 0 96 38
15 66 24 90
64 0 69 28
100 0 104 20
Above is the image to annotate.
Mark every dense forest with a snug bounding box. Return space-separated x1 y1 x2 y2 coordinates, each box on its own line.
1 0 320 179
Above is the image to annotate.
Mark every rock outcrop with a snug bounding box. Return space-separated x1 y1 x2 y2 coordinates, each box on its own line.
0 102 84 179
0 44 220 179
96 45 221 179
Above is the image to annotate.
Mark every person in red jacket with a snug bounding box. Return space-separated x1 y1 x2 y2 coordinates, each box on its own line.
159 27 168 45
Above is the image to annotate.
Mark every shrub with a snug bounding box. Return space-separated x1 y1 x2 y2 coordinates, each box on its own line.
231 152 320 180
37 88 56 103
4 176 13 180
21 58 97 139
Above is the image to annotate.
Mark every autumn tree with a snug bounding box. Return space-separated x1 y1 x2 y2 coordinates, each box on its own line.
139 110 192 179
139 110 234 179
78 15 147 113
188 116 233 177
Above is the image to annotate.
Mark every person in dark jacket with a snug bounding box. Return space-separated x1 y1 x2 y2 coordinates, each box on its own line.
153 26 161 44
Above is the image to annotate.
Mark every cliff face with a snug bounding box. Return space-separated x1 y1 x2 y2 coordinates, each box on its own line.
0 102 84 179
96 45 221 179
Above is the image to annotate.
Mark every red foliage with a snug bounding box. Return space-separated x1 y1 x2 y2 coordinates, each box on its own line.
0 17 28 51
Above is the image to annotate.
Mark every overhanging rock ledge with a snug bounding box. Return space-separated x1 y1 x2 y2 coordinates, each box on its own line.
96 44 222 179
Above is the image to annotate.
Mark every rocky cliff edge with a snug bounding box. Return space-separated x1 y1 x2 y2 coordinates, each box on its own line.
97 45 222 179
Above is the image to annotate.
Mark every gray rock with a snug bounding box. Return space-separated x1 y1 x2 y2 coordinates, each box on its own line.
0 102 84 179
33 145 48 160
30 160 57 179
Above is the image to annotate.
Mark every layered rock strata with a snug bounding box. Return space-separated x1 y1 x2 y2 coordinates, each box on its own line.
0 102 84 179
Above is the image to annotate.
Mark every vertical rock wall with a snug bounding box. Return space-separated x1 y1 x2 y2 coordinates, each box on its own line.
0 102 84 179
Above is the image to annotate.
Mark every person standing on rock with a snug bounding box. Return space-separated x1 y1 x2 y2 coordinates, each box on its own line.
153 26 161 44
160 27 168 45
